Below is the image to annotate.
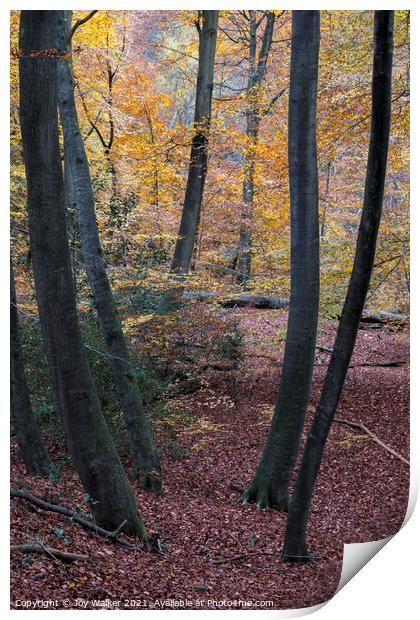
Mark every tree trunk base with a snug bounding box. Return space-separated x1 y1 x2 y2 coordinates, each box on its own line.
281 551 316 563
239 481 289 511
136 468 163 495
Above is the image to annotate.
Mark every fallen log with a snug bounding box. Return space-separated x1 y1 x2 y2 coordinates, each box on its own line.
359 309 408 329
11 544 90 563
219 294 289 309
182 291 218 302
181 291 289 310
361 309 407 323
10 489 141 550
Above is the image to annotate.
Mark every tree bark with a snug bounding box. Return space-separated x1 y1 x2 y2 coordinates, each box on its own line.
241 11 320 510
57 11 161 492
282 11 394 560
19 10 148 538
236 11 275 286
10 259 52 476
171 11 218 276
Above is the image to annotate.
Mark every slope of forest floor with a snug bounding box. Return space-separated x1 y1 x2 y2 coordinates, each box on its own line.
10 308 409 610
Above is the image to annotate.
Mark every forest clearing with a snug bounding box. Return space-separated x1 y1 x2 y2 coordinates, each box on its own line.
10 9 409 611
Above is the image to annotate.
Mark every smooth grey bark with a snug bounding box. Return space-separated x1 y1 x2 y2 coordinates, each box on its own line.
19 10 147 538
171 11 218 276
283 11 394 560
236 11 275 286
57 11 161 492
10 259 52 476
241 11 320 510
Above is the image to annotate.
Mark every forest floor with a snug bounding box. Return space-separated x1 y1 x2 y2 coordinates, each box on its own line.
10 308 410 610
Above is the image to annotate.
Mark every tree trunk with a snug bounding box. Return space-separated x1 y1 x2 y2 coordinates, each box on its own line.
236 11 275 286
10 259 52 476
57 11 161 492
241 11 320 510
283 11 394 560
171 10 218 276
235 110 259 286
19 10 148 538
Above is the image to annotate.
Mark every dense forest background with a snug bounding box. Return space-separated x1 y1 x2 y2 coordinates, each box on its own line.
11 10 409 314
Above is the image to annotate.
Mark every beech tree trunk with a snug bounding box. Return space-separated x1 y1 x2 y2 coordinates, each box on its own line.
171 10 218 276
241 11 320 510
283 11 394 560
236 11 275 286
10 259 52 476
19 10 148 538
57 11 161 492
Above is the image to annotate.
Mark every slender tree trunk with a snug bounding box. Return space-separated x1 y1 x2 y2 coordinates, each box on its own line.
10 259 52 476
57 11 161 492
236 111 259 287
64 157 79 292
283 11 394 560
236 11 275 286
320 161 332 237
241 11 320 510
171 10 218 276
19 10 148 538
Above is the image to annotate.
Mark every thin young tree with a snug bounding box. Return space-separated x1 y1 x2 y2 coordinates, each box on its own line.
171 10 218 276
57 10 161 492
241 11 320 510
19 10 148 537
10 259 52 476
74 12 124 226
235 10 276 286
283 10 394 560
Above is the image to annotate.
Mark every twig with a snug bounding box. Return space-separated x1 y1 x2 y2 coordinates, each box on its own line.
39 540 59 562
103 520 127 541
211 551 325 564
11 544 91 563
349 361 406 368
333 418 409 466
316 345 333 354
211 551 277 564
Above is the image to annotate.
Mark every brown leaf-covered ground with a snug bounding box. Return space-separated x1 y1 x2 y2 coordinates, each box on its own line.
10 309 409 610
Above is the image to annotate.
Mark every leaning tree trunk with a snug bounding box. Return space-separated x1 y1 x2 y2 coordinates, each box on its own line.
236 11 275 286
57 11 161 492
10 259 52 476
241 11 320 511
171 10 218 276
283 11 394 561
19 10 147 538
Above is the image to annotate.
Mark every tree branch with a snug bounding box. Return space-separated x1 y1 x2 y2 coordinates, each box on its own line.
333 418 409 466
11 489 143 550
70 10 98 40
